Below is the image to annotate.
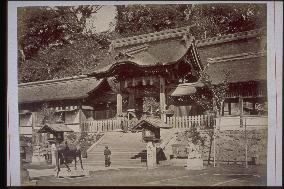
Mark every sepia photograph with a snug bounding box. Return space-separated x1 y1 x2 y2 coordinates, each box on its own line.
6 1 283 186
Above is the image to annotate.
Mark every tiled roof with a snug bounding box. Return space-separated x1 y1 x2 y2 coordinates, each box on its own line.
18 75 103 103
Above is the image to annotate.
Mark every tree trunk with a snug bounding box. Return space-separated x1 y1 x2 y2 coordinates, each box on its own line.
207 135 213 165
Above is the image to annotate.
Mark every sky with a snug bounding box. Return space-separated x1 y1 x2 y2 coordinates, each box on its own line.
85 5 117 33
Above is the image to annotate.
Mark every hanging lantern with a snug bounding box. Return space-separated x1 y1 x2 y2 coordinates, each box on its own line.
142 77 147 86
124 80 128 88
132 78 137 87
149 77 154 85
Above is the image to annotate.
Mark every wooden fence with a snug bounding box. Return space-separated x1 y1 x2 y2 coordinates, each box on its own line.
81 115 268 132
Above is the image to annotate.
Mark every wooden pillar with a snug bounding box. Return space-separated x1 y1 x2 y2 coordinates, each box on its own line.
159 77 166 122
252 101 256 111
228 102 231 115
221 101 225 116
79 104 82 132
128 88 135 109
239 96 243 126
117 81 123 116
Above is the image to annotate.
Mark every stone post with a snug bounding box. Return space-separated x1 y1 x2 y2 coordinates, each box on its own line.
159 77 166 122
239 96 243 126
51 143 57 166
117 81 123 117
146 141 157 169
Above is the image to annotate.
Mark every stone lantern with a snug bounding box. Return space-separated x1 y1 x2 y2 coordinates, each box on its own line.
132 118 171 168
37 123 73 165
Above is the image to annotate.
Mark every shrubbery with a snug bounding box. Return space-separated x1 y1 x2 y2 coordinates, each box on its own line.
65 132 104 158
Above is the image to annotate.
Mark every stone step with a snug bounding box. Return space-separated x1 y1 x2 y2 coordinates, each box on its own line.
87 155 143 159
84 158 142 162
91 147 145 150
85 158 142 162
85 155 143 160
88 149 146 155
94 147 145 150
83 161 146 166
85 132 150 167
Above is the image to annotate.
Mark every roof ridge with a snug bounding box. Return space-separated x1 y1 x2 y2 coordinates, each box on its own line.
111 25 193 49
196 28 266 47
207 50 267 63
110 26 266 49
18 75 92 87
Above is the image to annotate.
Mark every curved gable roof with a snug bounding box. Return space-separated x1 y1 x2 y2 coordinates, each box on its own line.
87 27 266 78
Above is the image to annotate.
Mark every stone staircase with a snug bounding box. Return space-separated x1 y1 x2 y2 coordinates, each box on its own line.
84 131 147 167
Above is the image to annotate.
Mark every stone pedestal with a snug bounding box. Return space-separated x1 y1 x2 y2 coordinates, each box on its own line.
146 142 157 169
186 142 204 170
186 158 204 170
51 144 57 166
31 145 45 163
55 169 89 178
31 155 45 163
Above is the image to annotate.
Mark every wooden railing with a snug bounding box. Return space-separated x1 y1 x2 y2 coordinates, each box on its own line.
81 119 122 132
165 115 214 129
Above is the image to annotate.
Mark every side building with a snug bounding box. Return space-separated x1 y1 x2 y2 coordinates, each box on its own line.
18 75 103 137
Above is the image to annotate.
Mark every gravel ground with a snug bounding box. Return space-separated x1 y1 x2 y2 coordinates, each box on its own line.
32 164 266 186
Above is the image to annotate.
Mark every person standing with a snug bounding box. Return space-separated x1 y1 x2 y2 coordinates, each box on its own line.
104 146 111 167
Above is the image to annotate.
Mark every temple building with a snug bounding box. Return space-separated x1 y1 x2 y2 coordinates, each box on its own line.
18 26 267 137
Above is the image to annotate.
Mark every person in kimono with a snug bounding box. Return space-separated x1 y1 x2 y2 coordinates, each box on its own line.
104 146 111 167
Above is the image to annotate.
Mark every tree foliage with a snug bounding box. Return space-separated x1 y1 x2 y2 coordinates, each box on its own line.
18 4 266 83
190 69 231 115
17 6 116 83
38 103 57 124
18 35 110 82
18 5 102 59
115 4 266 39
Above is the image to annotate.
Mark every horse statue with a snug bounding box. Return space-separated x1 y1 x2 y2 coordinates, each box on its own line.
55 141 84 177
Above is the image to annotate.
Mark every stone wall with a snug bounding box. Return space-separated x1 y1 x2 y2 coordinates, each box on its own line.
200 129 267 165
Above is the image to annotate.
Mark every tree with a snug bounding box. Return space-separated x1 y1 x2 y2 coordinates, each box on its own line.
18 34 110 82
38 103 57 124
18 4 266 83
18 5 102 60
190 69 231 165
142 96 160 116
115 4 266 39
